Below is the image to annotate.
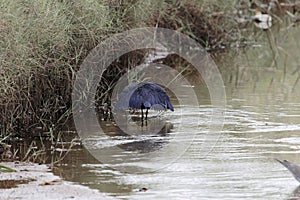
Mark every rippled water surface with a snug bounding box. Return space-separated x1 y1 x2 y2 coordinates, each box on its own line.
53 23 300 199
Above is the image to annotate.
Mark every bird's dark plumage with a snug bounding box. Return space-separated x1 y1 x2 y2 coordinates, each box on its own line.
128 82 174 111
115 82 174 123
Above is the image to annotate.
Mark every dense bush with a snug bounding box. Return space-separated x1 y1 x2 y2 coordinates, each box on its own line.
0 0 237 136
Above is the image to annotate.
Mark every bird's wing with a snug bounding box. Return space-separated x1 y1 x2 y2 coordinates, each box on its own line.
154 87 174 111
115 83 140 110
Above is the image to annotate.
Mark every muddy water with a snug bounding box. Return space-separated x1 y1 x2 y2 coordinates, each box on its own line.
53 24 300 199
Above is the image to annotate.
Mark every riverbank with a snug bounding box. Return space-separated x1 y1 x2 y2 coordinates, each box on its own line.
0 162 114 200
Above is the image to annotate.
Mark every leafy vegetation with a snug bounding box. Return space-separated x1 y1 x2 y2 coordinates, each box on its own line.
1 0 299 161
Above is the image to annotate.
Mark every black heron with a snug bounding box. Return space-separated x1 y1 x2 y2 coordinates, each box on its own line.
115 82 174 123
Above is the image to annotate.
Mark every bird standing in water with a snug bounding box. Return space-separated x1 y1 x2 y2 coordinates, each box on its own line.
115 82 174 125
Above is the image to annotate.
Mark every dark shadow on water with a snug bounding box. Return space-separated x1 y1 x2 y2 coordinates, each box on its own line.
51 120 174 195
116 121 173 153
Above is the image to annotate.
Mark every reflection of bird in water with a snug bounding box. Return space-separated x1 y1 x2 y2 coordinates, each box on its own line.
115 82 174 124
117 122 173 153
276 159 300 182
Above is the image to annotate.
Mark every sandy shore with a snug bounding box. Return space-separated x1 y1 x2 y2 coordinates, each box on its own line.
0 162 115 200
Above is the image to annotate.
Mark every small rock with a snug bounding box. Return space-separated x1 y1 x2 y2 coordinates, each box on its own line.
138 187 148 192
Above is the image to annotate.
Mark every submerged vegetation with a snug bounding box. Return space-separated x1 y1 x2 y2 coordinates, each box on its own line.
1 0 300 161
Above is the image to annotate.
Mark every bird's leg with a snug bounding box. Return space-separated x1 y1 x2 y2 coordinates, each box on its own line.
141 109 144 120
146 109 148 126
141 109 144 127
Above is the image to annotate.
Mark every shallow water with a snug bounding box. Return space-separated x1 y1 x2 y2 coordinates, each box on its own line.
53 20 300 199
54 103 300 199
